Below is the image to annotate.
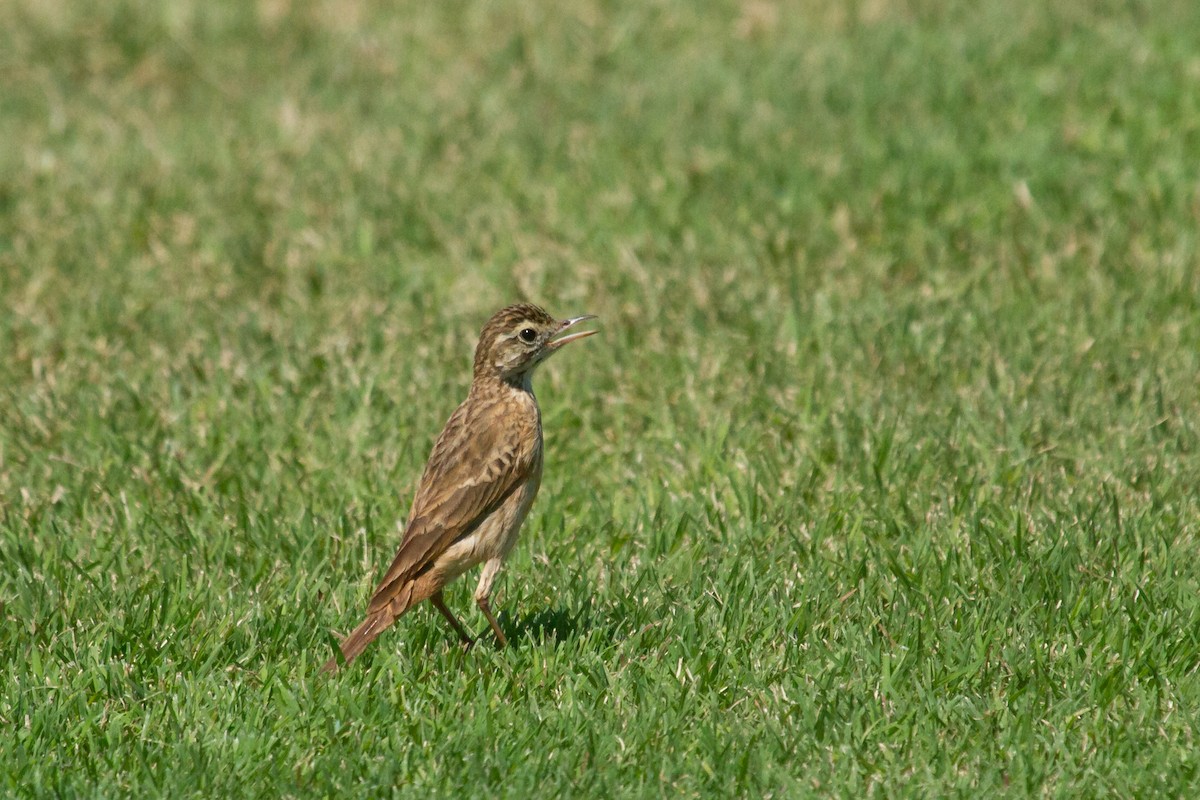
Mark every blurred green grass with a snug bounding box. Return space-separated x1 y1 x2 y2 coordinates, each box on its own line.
2 0 1200 796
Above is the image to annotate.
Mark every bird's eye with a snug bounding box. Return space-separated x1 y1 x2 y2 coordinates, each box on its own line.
519 328 537 343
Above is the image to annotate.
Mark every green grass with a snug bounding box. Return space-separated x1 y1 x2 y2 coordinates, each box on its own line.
3 0 1200 796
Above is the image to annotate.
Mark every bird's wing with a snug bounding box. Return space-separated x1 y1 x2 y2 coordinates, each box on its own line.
366 396 538 615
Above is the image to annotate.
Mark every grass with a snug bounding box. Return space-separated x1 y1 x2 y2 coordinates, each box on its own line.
2 0 1200 796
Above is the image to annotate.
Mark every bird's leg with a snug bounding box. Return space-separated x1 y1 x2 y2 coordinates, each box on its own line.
477 597 508 649
474 559 509 648
430 590 474 647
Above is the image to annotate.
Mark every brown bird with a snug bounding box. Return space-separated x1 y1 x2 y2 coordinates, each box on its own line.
322 303 598 672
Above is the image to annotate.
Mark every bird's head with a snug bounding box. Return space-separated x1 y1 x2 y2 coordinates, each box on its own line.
473 303 598 386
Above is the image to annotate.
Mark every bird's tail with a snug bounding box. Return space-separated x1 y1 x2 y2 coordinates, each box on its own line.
321 582 421 673
321 610 396 674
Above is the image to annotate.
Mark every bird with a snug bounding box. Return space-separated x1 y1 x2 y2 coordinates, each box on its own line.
322 303 598 672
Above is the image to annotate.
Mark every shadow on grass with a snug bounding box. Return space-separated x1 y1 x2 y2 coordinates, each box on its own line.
504 606 588 646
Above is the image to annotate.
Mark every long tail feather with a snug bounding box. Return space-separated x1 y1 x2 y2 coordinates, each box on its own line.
321 611 394 673
321 582 423 673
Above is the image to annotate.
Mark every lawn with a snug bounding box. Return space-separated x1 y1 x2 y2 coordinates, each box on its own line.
2 0 1199 796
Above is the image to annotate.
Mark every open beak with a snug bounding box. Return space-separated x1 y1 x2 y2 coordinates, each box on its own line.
546 314 599 350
